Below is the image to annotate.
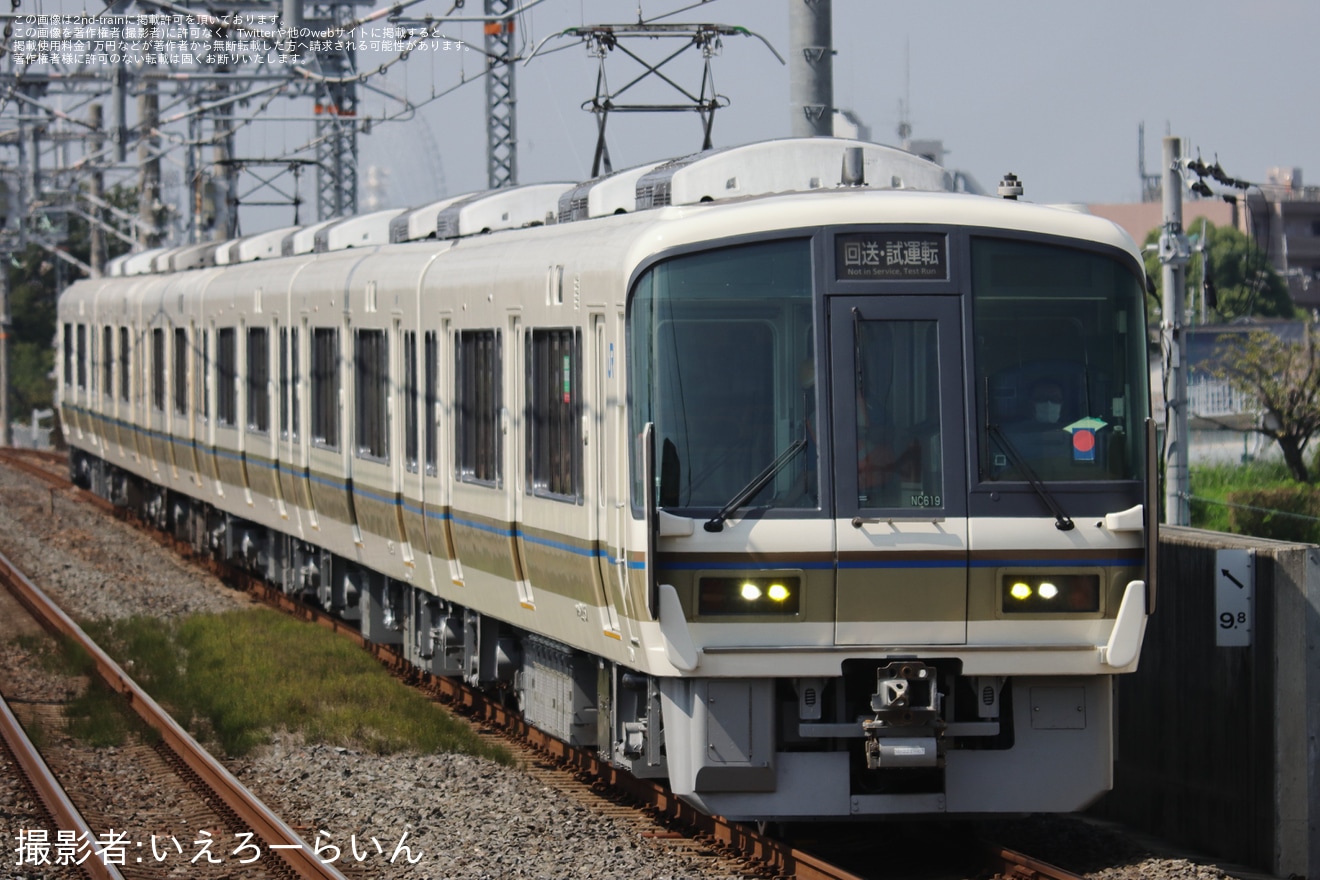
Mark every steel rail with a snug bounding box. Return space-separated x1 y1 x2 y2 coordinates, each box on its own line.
1 456 1079 880
0 693 127 880
0 447 69 488
985 843 1087 880
0 548 348 880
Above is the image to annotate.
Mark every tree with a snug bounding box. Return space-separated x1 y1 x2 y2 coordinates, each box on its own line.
7 252 61 416
1143 221 1295 324
1210 328 1320 482
4 184 135 417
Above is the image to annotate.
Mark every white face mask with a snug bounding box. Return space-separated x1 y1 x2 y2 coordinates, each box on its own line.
1035 401 1062 423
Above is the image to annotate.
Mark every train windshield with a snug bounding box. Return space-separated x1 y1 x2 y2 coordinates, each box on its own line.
629 239 817 513
972 237 1148 483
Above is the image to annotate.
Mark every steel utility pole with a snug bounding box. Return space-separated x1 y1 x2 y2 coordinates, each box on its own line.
1159 135 1190 526
789 0 832 137
312 0 364 219
138 82 163 248
88 104 106 276
484 0 517 189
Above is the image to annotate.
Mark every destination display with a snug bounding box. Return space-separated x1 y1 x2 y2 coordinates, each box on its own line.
835 232 948 280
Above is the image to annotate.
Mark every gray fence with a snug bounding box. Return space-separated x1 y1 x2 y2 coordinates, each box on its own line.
1096 526 1320 877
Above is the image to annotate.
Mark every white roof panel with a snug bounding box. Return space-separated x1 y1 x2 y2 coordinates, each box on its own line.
436 183 573 239
166 242 217 272
558 161 666 222
121 247 172 276
314 208 406 252
282 219 339 256
390 192 482 242
215 225 300 264
634 137 955 209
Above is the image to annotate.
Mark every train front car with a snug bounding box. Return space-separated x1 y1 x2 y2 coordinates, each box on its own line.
630 198 1153 819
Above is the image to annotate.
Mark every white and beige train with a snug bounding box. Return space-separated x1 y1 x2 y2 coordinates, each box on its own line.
57 137 1157 819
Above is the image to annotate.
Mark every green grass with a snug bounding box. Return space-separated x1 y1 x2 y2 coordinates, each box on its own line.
83 609 513 762
1188 459 1294 533
22 714 50 752
16 632 92 678
63 677 159 747
1188 459 1320 543
8 633 155 748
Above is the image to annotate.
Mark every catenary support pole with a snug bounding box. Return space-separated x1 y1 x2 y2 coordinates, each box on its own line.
1160 135 1190 526
789 0 832 137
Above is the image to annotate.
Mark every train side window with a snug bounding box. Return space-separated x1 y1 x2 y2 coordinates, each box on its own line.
196 328 209 421
527 327 581 501
354 328 388 461
216 327 237 427
173 328 188 416
279 328 290 438
151 327 165 411
102 326 114 398
77 324 87 391
247 327 270 434
118 327 130 404
456 329 501 485
311 327 340 450
403 330 419 473
63 324 73 388
424 331 438 475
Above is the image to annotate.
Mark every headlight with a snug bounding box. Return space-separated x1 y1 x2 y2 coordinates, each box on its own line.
1001 573 1099 613
699 576 801 615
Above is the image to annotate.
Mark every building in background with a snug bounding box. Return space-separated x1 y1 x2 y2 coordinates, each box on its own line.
1087 200 1235 249
1087 172 1320 467
1091 165 1320 315
1241 168 1320 312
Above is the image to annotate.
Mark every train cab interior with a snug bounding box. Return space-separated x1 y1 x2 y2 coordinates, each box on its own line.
971 238 1148 488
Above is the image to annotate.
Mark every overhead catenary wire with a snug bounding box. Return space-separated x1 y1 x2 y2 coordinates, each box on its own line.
0 0 741 252
1186 492 1320 525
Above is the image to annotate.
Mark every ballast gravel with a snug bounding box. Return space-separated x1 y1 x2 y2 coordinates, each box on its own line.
0 460 1250 880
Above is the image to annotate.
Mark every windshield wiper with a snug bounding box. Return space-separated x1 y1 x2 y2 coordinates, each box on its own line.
704 438 807 533
986 423 1075 531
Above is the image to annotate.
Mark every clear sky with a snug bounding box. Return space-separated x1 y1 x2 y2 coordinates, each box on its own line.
348 0 1320 214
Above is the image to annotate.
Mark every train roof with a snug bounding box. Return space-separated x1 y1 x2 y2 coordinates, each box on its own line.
313 208 407 253
214 225 301 265
388 192 482 242
641 187 1140 266
91 138 1140 281
558 161 667 222
434 183 573 239
633 137 954 209
282 219 339 257
161 242 217 272
116 246 172 276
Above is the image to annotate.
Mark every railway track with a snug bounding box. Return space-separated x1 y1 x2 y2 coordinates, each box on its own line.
0 539 350 880
0 690 121 880
986 846 1087 880
0 448 1085 880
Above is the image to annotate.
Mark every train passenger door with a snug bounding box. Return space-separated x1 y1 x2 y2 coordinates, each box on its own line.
291 319 317 524
828 296 968 645
591 312 626 637
508 314 534 608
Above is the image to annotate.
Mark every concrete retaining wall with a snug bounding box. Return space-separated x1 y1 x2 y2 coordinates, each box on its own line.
1097 526 1319 877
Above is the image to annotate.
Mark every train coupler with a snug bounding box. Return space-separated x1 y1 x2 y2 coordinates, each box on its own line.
862 660 944 769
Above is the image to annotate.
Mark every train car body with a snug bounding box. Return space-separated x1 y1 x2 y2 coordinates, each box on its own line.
57 138 1155 820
